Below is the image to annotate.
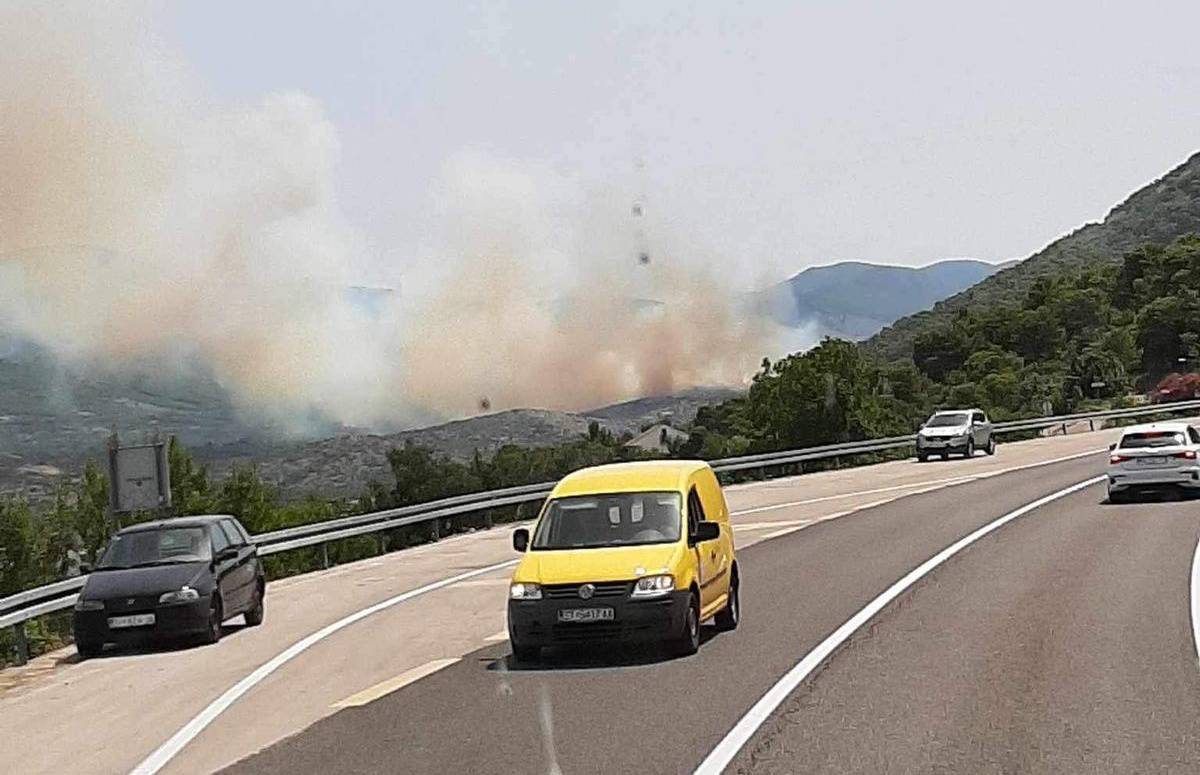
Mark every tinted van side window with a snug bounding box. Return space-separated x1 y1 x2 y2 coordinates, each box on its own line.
687 489 706 536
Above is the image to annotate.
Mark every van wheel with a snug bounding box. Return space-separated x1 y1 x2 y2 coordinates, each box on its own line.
244 583 265 627
671 593 701 657
986 436 996 455
964 439 975 458
511 642 541 665
714 572 740 632
200 597 223 645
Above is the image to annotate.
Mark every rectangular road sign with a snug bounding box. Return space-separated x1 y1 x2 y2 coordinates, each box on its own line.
109 442 171 513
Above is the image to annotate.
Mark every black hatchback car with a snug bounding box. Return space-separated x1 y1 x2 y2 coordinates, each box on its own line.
72 515 265 657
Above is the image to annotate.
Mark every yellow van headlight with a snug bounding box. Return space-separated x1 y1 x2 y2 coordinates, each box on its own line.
510 582 543 600
631 574 674 598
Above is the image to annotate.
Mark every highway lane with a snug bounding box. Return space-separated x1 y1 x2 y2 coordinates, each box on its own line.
222 452 1118 774
0 426 1144 774
724 485 1200 775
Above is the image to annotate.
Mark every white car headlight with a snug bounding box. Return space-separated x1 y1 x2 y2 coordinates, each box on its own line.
159 586 201 604
74 599 104 612
509 582 542 600
631 574 675 598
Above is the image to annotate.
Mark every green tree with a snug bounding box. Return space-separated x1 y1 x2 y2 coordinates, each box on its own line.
0 499 35 596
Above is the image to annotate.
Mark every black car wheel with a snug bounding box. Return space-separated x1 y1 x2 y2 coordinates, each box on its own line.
917 452 928 462
244 583 265 627
75 638 102 659
714 570 740 632
671 593 701 657
511 641 541 665
201 596 223 645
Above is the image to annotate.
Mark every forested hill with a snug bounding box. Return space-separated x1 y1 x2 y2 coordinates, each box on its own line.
680 233 1200 460
865 151 1200 360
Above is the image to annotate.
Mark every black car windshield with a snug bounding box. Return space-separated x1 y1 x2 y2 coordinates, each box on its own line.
1121 431 1186 448
96 527 211 569
927 413 968 427
532 492 682 550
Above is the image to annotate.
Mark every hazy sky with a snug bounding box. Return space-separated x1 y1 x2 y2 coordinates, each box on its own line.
162 0 1200 288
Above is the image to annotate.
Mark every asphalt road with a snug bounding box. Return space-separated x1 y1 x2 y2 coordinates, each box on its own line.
3 428 1122 775
728 483 1200 775
221 451 1196 774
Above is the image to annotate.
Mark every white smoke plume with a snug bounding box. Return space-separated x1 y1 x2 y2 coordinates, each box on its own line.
0 4 770 431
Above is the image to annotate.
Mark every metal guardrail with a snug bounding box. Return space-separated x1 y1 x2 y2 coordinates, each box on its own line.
5 398 1200 665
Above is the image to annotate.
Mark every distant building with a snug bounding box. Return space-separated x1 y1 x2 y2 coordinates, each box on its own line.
625 423 690 454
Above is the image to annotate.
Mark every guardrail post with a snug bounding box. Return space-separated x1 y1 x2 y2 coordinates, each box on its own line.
485 510 494 530
1089 419 1095 432
321 544 330 569
377 533 387 554
13 622 28 666
431 519 440 541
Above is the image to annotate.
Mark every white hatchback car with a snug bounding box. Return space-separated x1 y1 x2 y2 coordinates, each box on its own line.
1107 422 1200 503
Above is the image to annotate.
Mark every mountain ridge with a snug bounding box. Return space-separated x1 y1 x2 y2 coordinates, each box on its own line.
864 151 1200 360
761 258 1009 340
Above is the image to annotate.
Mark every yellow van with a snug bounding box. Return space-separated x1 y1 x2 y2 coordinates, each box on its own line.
507 460 739 662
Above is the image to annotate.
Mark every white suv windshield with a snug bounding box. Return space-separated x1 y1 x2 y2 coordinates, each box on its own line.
927 414 968 428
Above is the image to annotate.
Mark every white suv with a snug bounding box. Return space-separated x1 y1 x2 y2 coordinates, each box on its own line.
916 409 995 461
1107 422 1200 503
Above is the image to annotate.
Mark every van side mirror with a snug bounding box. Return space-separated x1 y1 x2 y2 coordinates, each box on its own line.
690 521 720 545
79 562 93 574
1108 443 1117 452
512 528 529 553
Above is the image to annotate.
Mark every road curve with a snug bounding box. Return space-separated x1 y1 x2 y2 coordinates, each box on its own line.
221 453 1183 774
727 484 1200 774
0 426 1166 774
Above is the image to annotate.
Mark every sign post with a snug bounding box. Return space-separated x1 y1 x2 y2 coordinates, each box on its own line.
108 431 172 525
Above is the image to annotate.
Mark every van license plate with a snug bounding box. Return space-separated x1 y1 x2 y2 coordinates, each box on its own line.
1137 457 1167 466
108 614 155 629
558 608 614 623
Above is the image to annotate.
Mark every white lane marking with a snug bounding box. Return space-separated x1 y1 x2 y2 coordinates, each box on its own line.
761 523 813 540
453 578 511 588
730 477 975 515
331 659 459 708
1191 536 1200 667
735 519 812 531
729 447 1106 519
128 558 519 775
694 475 1105 775
485 629 510 642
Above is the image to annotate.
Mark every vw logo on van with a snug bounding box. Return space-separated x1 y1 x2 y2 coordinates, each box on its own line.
577 583 595 600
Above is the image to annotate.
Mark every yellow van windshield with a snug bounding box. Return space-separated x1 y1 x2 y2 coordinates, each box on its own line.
532 492 682 550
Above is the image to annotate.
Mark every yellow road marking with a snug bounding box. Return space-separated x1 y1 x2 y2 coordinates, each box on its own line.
332 659 459 708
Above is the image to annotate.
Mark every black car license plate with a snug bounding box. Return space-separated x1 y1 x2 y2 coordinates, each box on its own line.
557 608 614 623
